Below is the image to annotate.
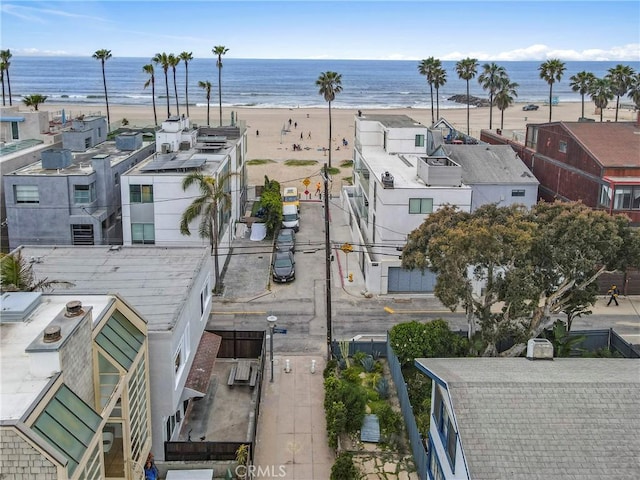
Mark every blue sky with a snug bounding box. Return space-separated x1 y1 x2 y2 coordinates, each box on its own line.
1 0 639 60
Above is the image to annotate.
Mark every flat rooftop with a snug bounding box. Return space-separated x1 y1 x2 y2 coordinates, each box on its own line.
18 245 210 331
126 148 229 176
359 113 425 129
0 293 113 422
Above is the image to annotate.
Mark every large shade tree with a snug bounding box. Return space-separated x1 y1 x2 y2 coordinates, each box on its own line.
589 77 614 122
199 80 212 126
539 58 566 122
418 57 442 125
0 49 13 105
180 171 235 294
605 64 635 122
168 53 181 117
478 62 507 130
316 71 343 168
153 52 171 118
401 202 640 357
179 51 193 117
142 64 158 126
212 45 229 126
569 71 596 119
455 57 479 135
92 49 112 130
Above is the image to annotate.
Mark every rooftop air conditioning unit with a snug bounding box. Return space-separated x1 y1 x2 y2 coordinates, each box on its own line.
526 338 554 360
161 143 171 154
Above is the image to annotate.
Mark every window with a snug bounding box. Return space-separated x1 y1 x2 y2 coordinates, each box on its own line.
114 172 120 186
74 183 96 204
511 189 525 197
15 185 39 204
200 277 211 318
599 184 612 208
130 184 154 203
72 224 94 245
11 121 19 140
409 198 433 214
633 187 640 210
614 187 632 210
85 137 91 148
131 223 155 244
559 140 567 153
174 348 182 374
415 134 425 147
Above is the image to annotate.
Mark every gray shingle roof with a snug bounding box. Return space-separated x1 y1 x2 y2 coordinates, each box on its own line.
415 358 640 479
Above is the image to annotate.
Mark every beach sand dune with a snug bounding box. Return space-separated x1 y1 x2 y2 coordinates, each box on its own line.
41 102 637 195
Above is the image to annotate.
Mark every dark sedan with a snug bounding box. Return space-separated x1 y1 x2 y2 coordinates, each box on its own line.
272 251 295 283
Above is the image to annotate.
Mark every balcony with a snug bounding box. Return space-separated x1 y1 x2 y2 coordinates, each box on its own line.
416 156 462 187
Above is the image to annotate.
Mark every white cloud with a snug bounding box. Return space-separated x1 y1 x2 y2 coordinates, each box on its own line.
14 48 74 56
443 44 640 62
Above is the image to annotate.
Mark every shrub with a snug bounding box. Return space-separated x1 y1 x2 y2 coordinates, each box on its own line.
373 402 402 438
324 359 338 378
326 401 347 449
331 452 360 480
375 377 390 399
389 319 469 366
352 351 368 364
360 355 375 373
342 366 363 384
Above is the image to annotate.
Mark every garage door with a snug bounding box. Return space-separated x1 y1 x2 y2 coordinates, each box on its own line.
388 267 437 293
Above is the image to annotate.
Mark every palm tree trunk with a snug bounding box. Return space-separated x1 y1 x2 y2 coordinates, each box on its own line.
435 87 440 121
185 65 190 118
101 61 111 131
548 85 553 122
173 69 180 117
1 77 5 106
429 85 435 124
580 94 585 119
615 96 620 122
489 93 493 130
212 205 222 294
151 79 158 127
218 66 223 126
207 97 210 126
328 101 333 169
466 79 470 135
7 70 11 106
500 110 505 130
164 72 170 118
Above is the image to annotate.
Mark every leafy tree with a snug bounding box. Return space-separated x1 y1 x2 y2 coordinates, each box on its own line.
455 57 479 135
1 48 13 105
168 53 180 117
389 319 468 366
331 452 360 480
539 58 566 122
259 176 282 237
478 62 507 130
495 77 519 130
213 45 229 126
589 77 614 122
605 64 636 122
179 51 193 117
559 281 598 331
418 57 442 125
1 251 73 292
22 93 48 111
316 71 343 168
180 171 235 294
153 52 171 118
569 71 596 119
142 63 158 126
92 49 112 130
198 80 212 126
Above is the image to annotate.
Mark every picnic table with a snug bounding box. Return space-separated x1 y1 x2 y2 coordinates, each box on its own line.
227 360 259 388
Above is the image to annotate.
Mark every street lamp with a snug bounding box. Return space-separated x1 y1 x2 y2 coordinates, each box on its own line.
267 315 277 382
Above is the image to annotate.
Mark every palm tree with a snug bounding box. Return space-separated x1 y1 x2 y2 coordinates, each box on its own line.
432 65 447 121
539 58 566 122
180 171 235 294
316 71 343 169
455 57 479 135
168 53 181 117
495 78 519 130
153 52 171 118
418 57 442 125
0 60 5 106
1 251 73 292
628 73 640 110
212 46 229 126
199 80 212 125
22 94 48 111
92 49 112 130
179 51 194 117
569 71 596 119
589 77 614 122
478 62 507 130
0 49 13 106
605 64 635 122
142 64 158 127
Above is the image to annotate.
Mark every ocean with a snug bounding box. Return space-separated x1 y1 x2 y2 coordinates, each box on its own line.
5 57 639 109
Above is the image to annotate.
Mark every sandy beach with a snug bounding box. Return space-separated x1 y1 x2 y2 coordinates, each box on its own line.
40 101 637 195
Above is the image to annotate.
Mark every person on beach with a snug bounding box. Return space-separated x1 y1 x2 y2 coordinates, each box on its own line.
606 285 620 306
316 182 322 196
300 132 303 140
288 118 292 127
256 129 259 136
308 131 311 139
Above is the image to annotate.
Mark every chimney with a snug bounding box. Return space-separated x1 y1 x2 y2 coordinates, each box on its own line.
65 300 84 317
526 338 554 360
43 325 62 343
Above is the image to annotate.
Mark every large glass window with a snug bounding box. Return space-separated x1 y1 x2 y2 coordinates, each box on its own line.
599 184 612 208
614 186 632 210
15 185 39 204
131 223 155 244
633 187 640 210
409 198 433 214
74 183 96 204
130 184 154 203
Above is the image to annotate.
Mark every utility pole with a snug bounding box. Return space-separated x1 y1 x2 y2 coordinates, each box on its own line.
322 163 333 360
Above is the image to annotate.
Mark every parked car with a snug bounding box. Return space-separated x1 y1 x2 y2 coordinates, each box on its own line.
272 251 295 283
282 204 300 232
522 104 539 111
276 228 296 252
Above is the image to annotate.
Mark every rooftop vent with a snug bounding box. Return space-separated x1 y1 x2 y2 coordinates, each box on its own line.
65 300 84 317
43 325 62 343
381 171 394 188
161 143 171 154
526 338 554 360
41 148 72 170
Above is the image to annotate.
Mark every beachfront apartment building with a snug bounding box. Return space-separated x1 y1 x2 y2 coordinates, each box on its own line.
120 116 247 264
3 117 154 250
415 348 640 479
0 292 152 480
15 245 215 462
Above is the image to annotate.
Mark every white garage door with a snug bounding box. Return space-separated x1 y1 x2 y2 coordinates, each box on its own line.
388 267 437 293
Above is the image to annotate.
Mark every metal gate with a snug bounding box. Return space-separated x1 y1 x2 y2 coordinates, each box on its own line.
388 267 437 293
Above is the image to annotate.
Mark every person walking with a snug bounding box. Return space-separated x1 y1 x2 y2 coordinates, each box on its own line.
606 285 620 306
315 181 322 196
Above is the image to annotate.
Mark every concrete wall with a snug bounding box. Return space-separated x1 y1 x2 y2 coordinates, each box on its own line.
62 117 108 151
0 428 59 480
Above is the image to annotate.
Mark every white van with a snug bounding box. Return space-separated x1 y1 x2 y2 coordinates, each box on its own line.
282 204 299 232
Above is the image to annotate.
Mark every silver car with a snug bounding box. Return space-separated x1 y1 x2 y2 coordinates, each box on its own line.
276 228 296 253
